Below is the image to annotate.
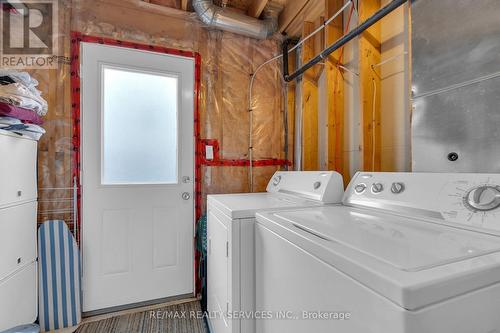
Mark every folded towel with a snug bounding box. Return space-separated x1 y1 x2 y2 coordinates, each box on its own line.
0 76 16 85
12 129 44 141
0 102 44 124
0 116 23 125
0 116 45 140
2 124 29 131
0 83 48 115
0 70 39 89
23 123 45 134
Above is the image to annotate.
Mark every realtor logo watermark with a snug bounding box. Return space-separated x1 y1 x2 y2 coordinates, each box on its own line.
1 0 58 68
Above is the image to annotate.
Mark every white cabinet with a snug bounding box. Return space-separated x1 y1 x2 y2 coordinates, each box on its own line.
0 131 37 208
0 262 38 330
0 201 37 279
0 130 38 332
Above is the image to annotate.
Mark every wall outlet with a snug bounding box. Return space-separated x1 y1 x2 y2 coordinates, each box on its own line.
205 145 214 160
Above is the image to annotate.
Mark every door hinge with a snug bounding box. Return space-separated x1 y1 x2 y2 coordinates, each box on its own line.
226 302 229 313
79 64 83 79
226 241 229 258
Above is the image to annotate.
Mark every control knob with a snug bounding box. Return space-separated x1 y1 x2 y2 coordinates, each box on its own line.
464 185 500 212
354 184 366 194
371 183 384 193
391 182 405 194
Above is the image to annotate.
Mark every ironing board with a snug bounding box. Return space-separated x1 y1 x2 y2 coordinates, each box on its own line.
38 221 81 332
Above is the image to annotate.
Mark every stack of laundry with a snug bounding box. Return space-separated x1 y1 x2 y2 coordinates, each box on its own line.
0 70 47 140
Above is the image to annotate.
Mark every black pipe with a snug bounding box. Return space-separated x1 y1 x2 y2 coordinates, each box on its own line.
284 0 407 82
282 38 291 79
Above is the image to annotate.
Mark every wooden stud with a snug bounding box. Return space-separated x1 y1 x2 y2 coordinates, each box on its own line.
359 0 382 171
325 0 345 180
301 21 319 171
312 15 325 82
180 0 188 11
247 0 269 18
285 48 296 167
282 0 325 37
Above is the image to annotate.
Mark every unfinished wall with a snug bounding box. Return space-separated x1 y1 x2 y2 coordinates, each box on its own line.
34 0 285 225
295 0 410 182
35 0 74 229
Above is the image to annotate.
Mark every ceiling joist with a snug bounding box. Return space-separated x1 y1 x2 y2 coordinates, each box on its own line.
247 0 269 17
278 0 309 33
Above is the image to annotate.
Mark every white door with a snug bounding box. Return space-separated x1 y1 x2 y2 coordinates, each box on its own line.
81 43 195 312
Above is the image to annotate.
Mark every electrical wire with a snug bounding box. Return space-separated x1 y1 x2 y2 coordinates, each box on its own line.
288 1 353 54
338 3 356 66
372 51 408 68
248 54 283 192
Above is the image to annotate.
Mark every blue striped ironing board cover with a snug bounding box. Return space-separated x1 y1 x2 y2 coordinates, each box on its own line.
38 220 81 332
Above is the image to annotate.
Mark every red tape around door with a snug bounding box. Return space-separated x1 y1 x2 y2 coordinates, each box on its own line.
70 32 204 293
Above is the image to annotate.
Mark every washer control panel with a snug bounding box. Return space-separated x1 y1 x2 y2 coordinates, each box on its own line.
344 172 500 234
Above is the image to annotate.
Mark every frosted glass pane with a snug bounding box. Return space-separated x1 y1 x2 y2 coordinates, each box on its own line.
102 67 178 184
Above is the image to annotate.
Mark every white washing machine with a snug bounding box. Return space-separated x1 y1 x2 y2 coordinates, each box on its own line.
206 171 344 333
255 172 500 333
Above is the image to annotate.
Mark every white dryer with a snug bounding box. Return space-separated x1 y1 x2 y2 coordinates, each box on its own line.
206 171 344 333
255 172 500 333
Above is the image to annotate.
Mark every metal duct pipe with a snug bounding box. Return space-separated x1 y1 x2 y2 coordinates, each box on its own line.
192 0 280 40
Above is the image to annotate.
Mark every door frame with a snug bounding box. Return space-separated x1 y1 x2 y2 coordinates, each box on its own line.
70 31 202 294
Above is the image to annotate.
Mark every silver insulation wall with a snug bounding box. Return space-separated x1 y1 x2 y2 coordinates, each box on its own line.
411 0 500 172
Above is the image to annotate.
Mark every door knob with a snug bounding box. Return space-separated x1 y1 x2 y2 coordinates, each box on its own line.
182 192 191 200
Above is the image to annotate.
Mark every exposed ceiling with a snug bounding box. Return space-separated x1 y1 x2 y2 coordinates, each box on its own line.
141 0 325 37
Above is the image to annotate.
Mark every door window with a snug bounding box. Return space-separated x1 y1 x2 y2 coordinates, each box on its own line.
101 66 178 185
